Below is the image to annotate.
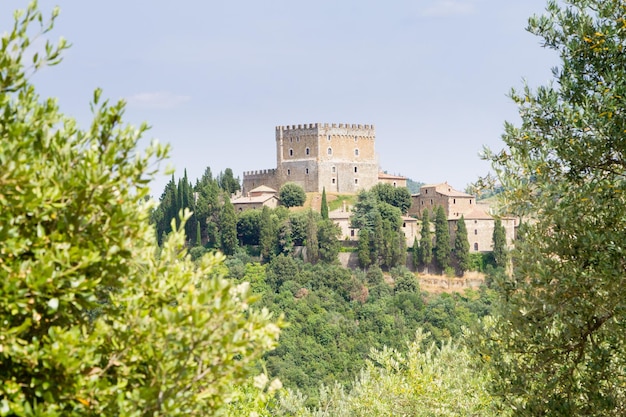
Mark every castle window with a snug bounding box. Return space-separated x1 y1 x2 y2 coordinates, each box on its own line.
421 201 423 205
305 168 309 175
332 166 336 173
354 136 358 142
351 230 355 237
474 229 478 235
327 135 331 141
354 178 359 185
332 178 336 184
354 166 358 173
453 198 456 204
296 136 300 142
355 148 359 156
470 200 472 204
287 169 291 175
328 147 332 155
403 222 406 227
393 181 397 187
289 148 293 157
430 199 433 205
425 190 428 194
305 147 310 155
474 243 479 251
474 220 477 224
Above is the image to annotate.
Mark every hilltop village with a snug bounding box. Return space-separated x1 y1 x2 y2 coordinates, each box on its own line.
232 123 516 254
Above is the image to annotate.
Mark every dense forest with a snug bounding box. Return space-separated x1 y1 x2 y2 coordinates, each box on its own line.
4 1 626 416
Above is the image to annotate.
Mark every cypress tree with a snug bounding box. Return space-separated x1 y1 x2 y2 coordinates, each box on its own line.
454 215 470 275
305 209 319 264
219 195 238 256
195 220 202 247
358 228 372 269
321 187 329 220
492 218 507 268
411 237 419 270
434 205 451 271
419 209 432 266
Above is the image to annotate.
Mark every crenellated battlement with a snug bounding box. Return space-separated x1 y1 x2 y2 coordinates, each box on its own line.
275 123 375 131
243 168 277 176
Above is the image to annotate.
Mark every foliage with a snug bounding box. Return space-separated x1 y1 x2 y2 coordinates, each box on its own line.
406 178 425 194
454 215 470 275
280 182 306 208
491 217 507 268
0 5 282 414
279 330 507 417
434 205 451 271
327 194 356 212
478 0 626 414
220 194 238 255
418 209 433 266
317 219 341 263
370 183 412 213
237 208 262 246
351 191 406 269
217 167 241 195
320 187 329 220
357 228 372 269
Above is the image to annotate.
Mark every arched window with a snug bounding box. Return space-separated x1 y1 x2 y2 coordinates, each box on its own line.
393 181 397 187
327 147 333 155
331 166 336 173
327 135 331 141
474 243 479 251
287 169 291 175
355 148 359 156
474 229 478 235
289 148 293 157
354 166 358 173
305 168 309 175
354 178 359 185
305 147 310 155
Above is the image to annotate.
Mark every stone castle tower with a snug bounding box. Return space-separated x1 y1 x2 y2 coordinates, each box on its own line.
243 123 379 194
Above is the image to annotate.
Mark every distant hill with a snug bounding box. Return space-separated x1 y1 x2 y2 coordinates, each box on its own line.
406 178 425 194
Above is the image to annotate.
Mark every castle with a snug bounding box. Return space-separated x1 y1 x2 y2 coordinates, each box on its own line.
242 123 380 194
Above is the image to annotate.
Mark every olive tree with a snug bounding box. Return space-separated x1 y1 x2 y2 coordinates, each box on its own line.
479 1 626 415
0 4 281 415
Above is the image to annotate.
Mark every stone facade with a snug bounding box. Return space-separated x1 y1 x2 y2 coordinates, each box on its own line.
409 183 517 253
243 123 379 194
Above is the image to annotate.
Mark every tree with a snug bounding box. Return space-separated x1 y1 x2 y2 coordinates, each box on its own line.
371 183 412 213
305 209 319 263
279 182 306 208
479 1 626 414
434 206 450 271
358 228 373 269
217 167 241 195
0 4 281 415
220 195 238 255
317 219 341 263
259 206 278 261
320 186 329 219
419 209 433 266
491 218 507 269
454 215 470 275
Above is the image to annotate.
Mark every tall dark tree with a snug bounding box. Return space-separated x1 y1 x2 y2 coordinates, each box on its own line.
411 237 419 271
217 168 241 195
434 205 450 271
259 206 277 261
219 195 238 256
358 228 372 269
491 218 507 268
454 215 470 275
305 209 319 264
320 187 329 220
419 209 433 266
317 219 341 263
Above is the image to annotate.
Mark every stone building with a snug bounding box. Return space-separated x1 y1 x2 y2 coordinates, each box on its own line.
409 182 517 253
231 185 280 212
243 123 379 194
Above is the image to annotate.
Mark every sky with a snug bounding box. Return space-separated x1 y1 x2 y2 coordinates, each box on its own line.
2 0 559 196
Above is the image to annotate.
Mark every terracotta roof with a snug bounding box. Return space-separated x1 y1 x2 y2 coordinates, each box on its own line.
458 207 493 220
249 185 277 194
378 172 407 180
231 194 278 205
421 182 474 198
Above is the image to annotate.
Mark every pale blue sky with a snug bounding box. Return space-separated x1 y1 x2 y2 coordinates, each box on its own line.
3 1 558 196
